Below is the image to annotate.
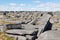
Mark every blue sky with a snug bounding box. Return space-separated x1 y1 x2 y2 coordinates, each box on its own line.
0 0 60 11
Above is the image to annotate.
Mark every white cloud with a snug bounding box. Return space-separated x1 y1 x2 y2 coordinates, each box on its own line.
20 3 26 6
33 0 40 3
32 2 60 11
0 5 22 11
9 3 27 7
9 3 17 6
37 2 60 8
0 2 60 11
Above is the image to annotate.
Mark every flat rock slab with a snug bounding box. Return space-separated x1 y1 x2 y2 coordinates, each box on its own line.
18 36 26 40
37 30 60 40
22 24 39 29
6 34 26 40
6 29 38 35
26 35 34 40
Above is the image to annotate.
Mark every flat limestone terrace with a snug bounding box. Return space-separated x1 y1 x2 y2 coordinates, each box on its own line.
0 11 60 40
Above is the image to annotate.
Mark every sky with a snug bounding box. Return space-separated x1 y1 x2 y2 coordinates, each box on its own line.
0 0 60 11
